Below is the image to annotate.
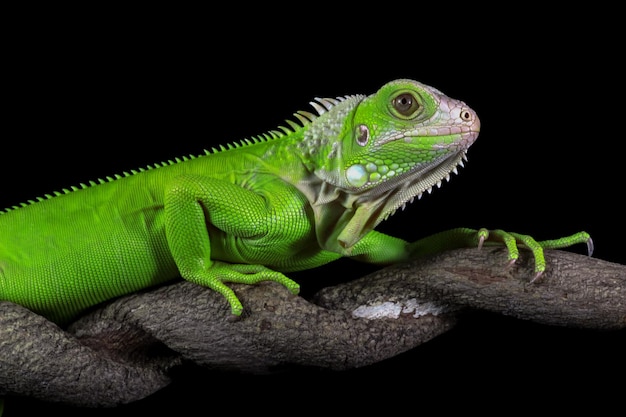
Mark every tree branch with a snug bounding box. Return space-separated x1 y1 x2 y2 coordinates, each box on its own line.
316 248 626 329
1 248 624 408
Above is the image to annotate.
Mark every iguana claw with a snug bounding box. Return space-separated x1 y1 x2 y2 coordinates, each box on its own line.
476 228 489 250
530 270 544 283
586 237 595 257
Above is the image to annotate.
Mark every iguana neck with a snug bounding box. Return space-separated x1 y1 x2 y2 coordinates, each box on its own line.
275 94 386 254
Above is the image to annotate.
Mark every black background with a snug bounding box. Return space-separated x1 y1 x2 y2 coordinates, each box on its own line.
3 6 624 416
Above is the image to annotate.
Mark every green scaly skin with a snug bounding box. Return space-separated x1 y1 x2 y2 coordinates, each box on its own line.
0 79 592 326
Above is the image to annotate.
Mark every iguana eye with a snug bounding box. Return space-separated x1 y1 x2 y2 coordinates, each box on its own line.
392 93 421 117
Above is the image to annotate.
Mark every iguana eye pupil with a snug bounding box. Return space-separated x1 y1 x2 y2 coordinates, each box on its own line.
392 93 420 117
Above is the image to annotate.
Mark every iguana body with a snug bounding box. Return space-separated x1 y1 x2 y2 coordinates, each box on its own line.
0 79 591 325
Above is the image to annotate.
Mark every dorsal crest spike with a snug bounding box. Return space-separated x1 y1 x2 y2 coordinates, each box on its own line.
285 119 301 130
269 130 283 139
277 125 292 135
294 111 316 125
309 100 327 115
320 98 340 109
316 97 343 111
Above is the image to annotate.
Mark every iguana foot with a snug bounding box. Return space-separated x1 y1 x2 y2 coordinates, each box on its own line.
476 228 593 280
186 262 300 316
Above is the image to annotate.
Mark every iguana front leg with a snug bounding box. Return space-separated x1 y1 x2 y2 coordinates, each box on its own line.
407 227 593 280
349 228 593 280
164 174 300 316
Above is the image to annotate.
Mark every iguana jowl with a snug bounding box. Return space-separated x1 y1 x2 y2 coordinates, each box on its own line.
0 79 591 324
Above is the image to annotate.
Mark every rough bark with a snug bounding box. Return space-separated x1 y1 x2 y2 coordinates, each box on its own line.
1 248 624 408
316 248 626 329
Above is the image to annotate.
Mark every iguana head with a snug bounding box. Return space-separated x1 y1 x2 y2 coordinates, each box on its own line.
295 79 480 252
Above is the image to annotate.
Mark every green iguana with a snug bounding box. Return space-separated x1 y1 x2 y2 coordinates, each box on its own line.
0 79 592 326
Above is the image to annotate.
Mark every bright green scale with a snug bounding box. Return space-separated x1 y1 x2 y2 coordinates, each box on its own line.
0 79 591 325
